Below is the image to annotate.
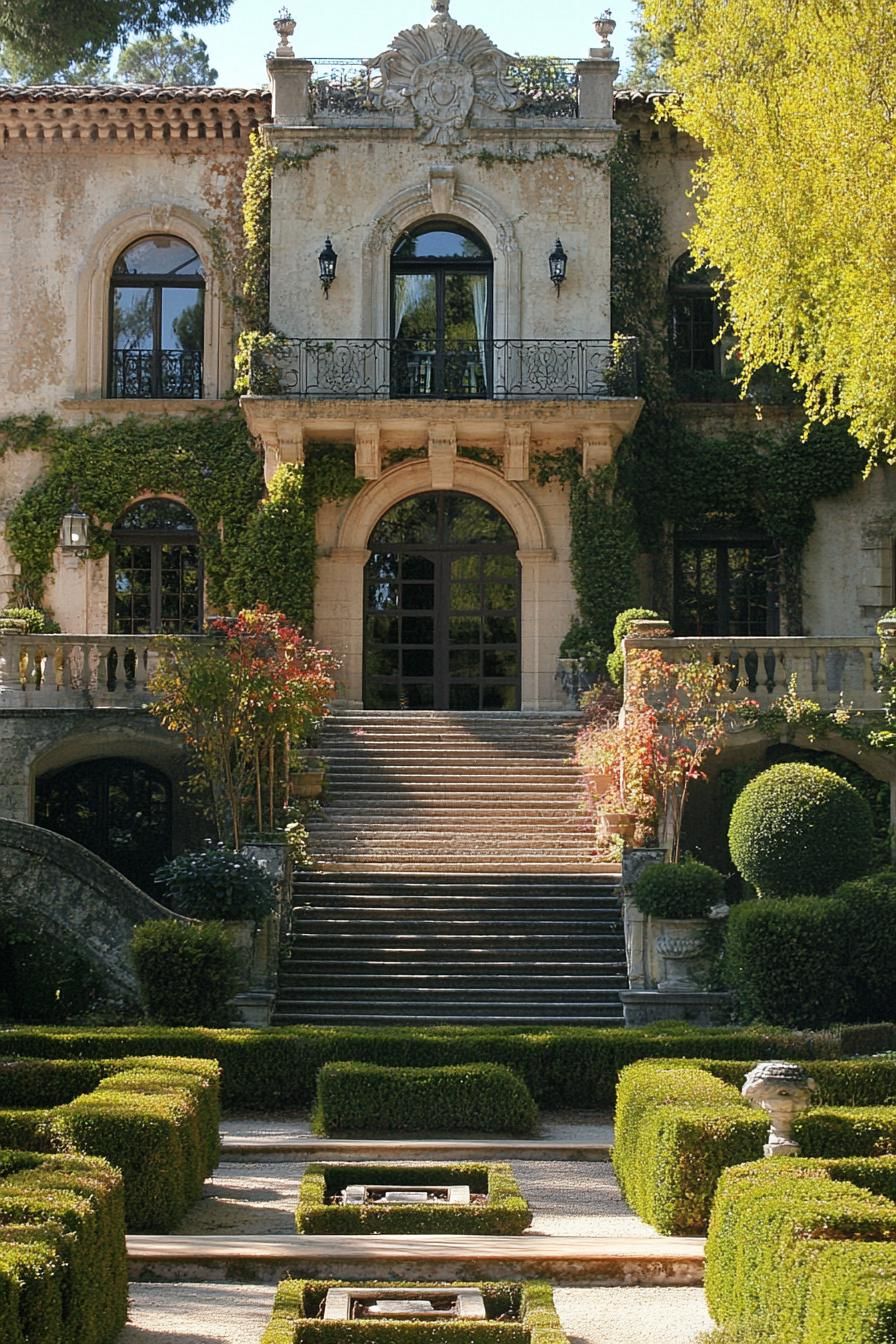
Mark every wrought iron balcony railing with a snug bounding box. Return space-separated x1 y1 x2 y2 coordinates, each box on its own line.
109 349 203 399
247 337 638 401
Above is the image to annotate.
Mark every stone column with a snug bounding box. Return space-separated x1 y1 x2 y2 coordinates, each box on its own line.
267 58 314 126
576 57 619 123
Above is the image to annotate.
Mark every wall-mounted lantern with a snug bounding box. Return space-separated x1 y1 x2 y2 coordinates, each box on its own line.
549 238 568 293
319 237 338 298
60 500 89 556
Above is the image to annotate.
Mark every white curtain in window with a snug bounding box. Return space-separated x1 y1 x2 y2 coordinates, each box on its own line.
470 274 489 389
393 274 430 338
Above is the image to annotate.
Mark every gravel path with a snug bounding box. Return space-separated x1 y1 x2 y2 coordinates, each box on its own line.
119 1118 713 1343
120 1283 713 1344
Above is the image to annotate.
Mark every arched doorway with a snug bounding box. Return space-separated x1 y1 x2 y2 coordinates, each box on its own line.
35 758 173 893
364 492 520 710
391 221 493 399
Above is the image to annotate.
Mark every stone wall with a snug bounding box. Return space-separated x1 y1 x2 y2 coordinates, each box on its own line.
0 815 181 1001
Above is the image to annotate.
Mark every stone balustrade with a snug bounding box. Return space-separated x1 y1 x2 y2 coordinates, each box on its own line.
622 633 886 714
0 633 186 708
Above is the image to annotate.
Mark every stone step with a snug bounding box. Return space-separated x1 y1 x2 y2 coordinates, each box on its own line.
126 1233 705 1286
269 1011 626 1025
276 978 628 999
219 1136 613 1161
308 866 605 878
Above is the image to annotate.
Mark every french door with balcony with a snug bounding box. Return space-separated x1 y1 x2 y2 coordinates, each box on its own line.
391 222 493 399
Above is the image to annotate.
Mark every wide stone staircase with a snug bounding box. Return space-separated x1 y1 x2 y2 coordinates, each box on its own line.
274 712 626 1025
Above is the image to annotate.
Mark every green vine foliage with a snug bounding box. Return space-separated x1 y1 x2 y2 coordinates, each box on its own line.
2 412 263 609
233 135 338 395
226 444 363 629
609 131 865 633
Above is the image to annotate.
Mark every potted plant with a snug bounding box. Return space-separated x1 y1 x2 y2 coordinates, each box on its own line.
289 753 327 799
633 859 725 991
153 843 279 990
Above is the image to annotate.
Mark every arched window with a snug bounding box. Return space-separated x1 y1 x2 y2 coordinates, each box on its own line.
391 222 493 399
109 235 204 398
110 499 202 635
668 251 727 394
35 758 173 893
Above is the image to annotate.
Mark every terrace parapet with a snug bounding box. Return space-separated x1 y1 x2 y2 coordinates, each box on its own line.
622 631 884 715
0 633 197 709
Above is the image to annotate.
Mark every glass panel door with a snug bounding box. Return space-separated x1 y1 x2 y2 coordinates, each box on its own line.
365 493 520 709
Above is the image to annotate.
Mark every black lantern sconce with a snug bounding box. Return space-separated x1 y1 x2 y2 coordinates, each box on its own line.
318 237 338 299
549 239 568 294
60 499 89 557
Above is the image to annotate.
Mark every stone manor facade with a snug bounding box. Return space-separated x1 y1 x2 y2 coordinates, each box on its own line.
1 0 895 887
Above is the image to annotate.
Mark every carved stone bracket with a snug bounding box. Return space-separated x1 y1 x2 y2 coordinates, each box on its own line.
579 428 614 474
428 422 457 489
504 424 530 482
354 422 382 480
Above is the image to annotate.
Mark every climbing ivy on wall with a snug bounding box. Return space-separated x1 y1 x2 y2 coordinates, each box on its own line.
0 415 363 628
2 411 263 610
608 130 865 636
226 445 363 629
233 133 337 394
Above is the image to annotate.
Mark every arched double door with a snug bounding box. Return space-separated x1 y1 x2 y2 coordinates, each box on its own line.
35 758 173 893
364 492 521 711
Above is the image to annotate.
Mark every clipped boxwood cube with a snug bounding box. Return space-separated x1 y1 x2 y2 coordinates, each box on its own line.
312 1062 538 1136
295 1162 531 1235
260 1279 568 1344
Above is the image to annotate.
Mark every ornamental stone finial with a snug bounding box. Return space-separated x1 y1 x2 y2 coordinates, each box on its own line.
742 1060 818 1157
273 7 296 57
592 10 617 57
430 0 451 24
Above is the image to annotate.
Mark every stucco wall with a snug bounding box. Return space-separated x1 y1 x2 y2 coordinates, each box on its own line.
803 465 896 635
268 128 615 345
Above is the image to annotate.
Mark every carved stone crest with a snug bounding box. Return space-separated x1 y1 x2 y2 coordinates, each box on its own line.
368 0 521 145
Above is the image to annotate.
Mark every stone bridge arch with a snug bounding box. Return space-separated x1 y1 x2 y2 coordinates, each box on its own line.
0 817 182 1003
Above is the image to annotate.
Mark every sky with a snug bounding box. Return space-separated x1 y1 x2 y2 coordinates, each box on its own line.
188 0 641 88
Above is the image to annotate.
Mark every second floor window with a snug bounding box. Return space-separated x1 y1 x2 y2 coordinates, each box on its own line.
391 222 493 399
109 235 204 399
674 532 780 637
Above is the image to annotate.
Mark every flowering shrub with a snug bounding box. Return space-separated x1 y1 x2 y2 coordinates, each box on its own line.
576 648 741 857
148 605 337 847
154 844 277 924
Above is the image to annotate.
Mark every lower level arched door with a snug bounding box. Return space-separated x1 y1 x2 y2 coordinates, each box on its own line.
35 758 173 893
364 491 521 710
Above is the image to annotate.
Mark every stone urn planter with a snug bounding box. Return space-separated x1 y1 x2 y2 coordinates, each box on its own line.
289 768 325 799
652 916 710 991
602 810 638 843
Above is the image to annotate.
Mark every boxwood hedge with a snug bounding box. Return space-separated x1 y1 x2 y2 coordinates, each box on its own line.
295 1163 531 1235
706 1159 896 1344
312 1062 539 1136
260 1279 567 1344
0 1056 221 1233
614 1057 896 1234
0 1024 851 1110
0 1150 126 1344
47 1056 221 1231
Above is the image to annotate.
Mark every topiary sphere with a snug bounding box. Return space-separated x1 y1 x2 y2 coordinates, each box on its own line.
728 762 873 898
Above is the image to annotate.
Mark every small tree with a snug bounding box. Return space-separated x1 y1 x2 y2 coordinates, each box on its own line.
147 605 337 847
576 648 740 859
